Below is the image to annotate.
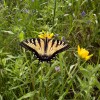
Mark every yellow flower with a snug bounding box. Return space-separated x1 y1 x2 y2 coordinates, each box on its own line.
78 45 93 61
38 31 54 39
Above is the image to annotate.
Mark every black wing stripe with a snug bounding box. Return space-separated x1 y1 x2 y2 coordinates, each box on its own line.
37 38 41 47
56 40 59 47
30 39 32 43
44 38 47 52
51 39 55 47
32 38 36 45
60 41 62 45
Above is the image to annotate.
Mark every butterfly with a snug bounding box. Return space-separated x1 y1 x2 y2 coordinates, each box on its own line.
20 37 69 62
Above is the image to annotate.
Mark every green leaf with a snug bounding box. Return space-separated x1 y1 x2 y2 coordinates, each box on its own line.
18 91 39 100
18 31 25 41
2 30 14 34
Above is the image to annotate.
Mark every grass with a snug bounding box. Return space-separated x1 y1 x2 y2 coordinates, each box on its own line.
0 0 100 100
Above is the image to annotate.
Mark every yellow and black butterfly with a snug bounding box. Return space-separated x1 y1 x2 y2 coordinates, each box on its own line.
20 37 69 62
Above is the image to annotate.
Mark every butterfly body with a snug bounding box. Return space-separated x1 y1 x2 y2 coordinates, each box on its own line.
20 38 69 61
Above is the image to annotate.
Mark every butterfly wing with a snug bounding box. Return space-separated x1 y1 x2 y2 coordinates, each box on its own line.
20 38 46 60
46 39 69 60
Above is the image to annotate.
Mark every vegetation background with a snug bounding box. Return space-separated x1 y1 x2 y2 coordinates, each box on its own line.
0 0 100 100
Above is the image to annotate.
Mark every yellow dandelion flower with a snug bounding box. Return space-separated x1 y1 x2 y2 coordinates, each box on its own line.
38 31 54 39
78 45 93 61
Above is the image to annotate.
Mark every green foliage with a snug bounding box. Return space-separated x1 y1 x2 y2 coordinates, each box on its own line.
0 0 100 100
